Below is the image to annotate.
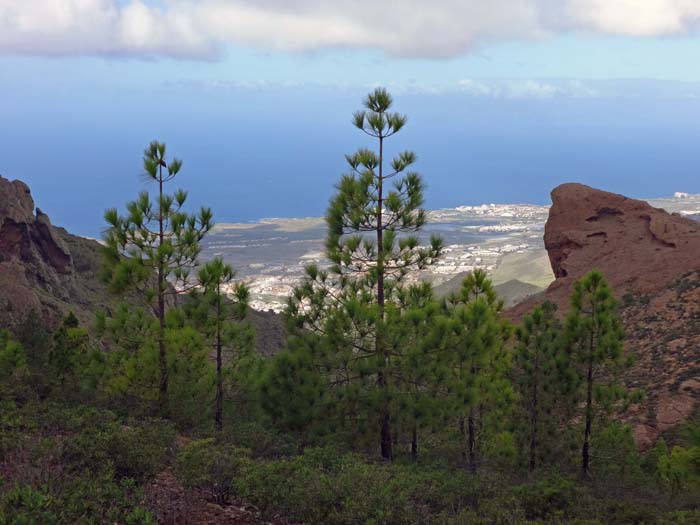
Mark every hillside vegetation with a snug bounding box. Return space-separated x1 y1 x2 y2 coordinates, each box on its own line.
1 89 700 525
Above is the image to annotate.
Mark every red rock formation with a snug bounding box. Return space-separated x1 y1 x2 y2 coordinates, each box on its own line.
511 183 700 447
0 176 285 356
0 175 106 328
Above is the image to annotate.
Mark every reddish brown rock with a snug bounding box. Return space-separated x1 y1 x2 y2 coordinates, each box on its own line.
0 175 110 329
511 183 700 446
0 177 34 223
0 176 285 356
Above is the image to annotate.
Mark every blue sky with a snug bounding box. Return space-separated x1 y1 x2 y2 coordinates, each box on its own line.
1 1 700 236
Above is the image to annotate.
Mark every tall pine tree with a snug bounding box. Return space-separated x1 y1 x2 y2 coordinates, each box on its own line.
442 269 512 473
103 140 212 414
562 270 629 478
514 301 562 473
286 88 441 460
385 282 446 461
189 258 252 431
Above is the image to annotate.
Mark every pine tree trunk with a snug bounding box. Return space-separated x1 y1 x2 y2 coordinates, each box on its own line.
380 412 392 460
582 357 593 478
215 284 223 432
157 168 168 415
468 409 477 473
376 131 392 461
158 282 167 414
529 354 539 473
411 424 418 462
459 416 466 462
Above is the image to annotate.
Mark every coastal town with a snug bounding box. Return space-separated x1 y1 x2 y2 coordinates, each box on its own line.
200 194 700 312
201 202 550 311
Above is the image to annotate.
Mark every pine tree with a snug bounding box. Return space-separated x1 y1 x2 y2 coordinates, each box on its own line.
286 88 441 460
49 312 90 390
562 270 629 478
103 140 213 414
514 301 562 473
386 282 446 461
0 330 27 382
442 269 512 473
189 257 252 431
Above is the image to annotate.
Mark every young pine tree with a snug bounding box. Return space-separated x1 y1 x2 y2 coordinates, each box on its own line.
514 301 562 473
286 88 442 460
562 270 630 478
189 258 252 431
443 269 512 473
103 141 213 414
386 282 446 461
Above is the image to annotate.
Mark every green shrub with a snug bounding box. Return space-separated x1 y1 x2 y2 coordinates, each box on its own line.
512 474 581 521
176 438 250 504
227 421 299 458
603 500 660 525
107 419 176 482
0 477 155 525
234 449 419 524
0 485 57 525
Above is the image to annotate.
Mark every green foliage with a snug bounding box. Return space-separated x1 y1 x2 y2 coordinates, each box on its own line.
46 313 105 400
102 141 213 295
0 403 165 524
60 417 175 483
0 329 27 381
562 270 634 476
185 257 254 430
1 479 154 525
657 443 700 492
175 439 249 504
440 269 513 471
234 447 426 524
1 485 57 524
283 88 443 459
0 324 49 404
11 310 52 399
259 337 328 436
591 422 642 482
96 306 216 428
102 140 213 413
108 419 177 482
6 96 700 525
512 475 581 521
513 301 565 471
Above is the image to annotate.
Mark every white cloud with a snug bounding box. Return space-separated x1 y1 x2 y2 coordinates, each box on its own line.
564 0 700 36
0 0 699 59
456 79 603 98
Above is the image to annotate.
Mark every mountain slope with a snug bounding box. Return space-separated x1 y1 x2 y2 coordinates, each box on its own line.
510 183 700 446
0 176 119 329
434 272 544 308
0 175 285 355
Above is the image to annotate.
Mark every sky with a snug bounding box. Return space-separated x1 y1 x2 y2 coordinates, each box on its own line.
1 0 700 236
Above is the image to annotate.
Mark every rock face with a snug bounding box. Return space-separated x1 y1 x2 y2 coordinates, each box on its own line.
511 183 700 447
0 175 286 355
544 183 700 298
0 175 112 329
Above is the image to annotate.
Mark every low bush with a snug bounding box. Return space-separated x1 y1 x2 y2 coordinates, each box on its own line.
175 438 250 504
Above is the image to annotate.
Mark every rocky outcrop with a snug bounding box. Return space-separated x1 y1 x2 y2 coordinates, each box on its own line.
511 183 700 447
0 175 286 355
0 179 73 275
542 183 700 297
0 175 115 329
